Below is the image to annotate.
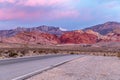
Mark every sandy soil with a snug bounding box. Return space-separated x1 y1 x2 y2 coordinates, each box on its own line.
27 56 120 80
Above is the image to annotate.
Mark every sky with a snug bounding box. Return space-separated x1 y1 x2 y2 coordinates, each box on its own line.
0 0 120 30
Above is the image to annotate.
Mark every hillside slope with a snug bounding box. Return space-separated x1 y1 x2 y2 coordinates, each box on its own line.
84 22 120 35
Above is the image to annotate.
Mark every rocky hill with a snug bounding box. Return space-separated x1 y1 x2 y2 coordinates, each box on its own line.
0 25 64 38
60 31 98 44
84 21 120 35
98 30 120 42
2 31 60 45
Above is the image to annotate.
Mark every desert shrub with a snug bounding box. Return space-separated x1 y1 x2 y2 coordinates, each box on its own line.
33 50 37 53
0 50 3 53
5 51 9 54
9 52 18 57
20 49 28 55
0 53 2 57
19 54 23 57
70 52 75 55
52 50 59 54
38 50 46 53
117 52 120 58
103 53 106 56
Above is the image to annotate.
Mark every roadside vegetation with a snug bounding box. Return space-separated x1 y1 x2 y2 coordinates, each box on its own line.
117 52 120 59
0 44 120 59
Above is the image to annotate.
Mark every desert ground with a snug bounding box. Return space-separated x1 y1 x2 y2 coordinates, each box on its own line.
0 43 120 59
27 56 120 80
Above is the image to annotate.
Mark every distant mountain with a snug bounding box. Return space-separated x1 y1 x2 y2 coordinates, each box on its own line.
0 21 120 45
84 21 120 35
0 25 64 38
60 25 120 44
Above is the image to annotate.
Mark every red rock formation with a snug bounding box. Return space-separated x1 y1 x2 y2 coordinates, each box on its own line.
96 28 120 42
1 26 120 45
60 31 98 44
2 31 60 45
98 32 120 42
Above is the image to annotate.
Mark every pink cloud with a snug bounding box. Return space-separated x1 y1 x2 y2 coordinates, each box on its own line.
0 9 25 20
0 0 15 3
50 10 79 19
20 0 66 7
0 0 70 7
0 8 46 21
0 7 79 21
0 0 80 21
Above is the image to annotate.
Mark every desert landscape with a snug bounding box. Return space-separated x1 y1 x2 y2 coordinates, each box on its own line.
0 0 120 80
0 22 120 80
0 22 120 59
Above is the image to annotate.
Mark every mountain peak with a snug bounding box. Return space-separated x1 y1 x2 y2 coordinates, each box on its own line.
0 25 64 37
104 21 120 25
85 21 120 35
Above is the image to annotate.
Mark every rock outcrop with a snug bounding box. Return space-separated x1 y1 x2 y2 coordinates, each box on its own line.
60 31 98 44
2 31 60 45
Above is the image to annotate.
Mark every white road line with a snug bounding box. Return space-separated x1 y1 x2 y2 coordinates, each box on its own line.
12 57 80 80
12 66 50 80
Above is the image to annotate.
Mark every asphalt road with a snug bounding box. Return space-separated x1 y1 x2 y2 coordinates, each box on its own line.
0 54 82 80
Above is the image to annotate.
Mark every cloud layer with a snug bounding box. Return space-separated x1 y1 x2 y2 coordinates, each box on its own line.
0 0 79 21
0 0 120 30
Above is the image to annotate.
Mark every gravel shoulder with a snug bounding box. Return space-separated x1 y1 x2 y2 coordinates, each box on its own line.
27 56 120 80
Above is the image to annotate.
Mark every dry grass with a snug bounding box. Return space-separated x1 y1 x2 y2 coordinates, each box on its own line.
0 44 119 59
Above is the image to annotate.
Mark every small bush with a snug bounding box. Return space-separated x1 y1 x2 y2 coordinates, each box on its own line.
33 50 37 53
38 50 45 53
9 52 18 57
70 52 75 55
117 52 120 58
103 54 106 56
20 50 28 55
52 50 59 54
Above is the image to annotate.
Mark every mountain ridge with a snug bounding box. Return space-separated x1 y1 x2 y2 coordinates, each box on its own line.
84 21 120 35
0 25 64 38
0 21 120 45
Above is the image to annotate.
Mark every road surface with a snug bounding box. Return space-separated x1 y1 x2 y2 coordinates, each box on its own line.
0 54 82 80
